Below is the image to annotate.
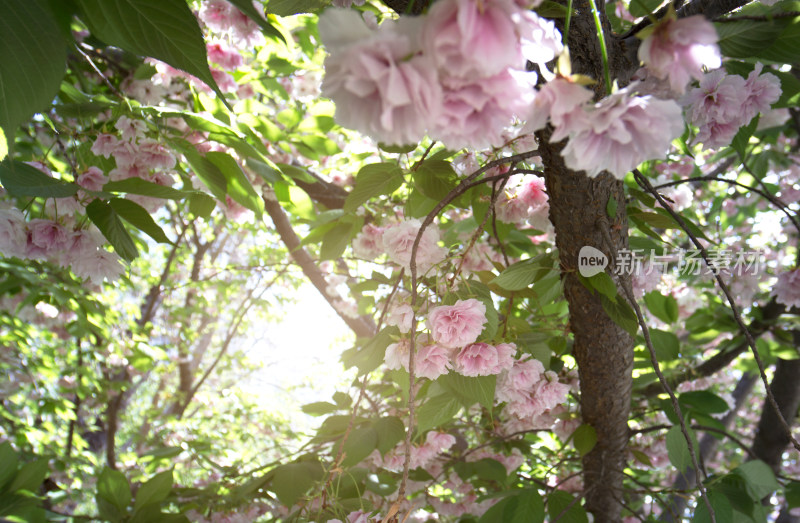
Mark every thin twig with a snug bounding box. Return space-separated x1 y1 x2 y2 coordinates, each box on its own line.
634 169 800 453
598 215 715 522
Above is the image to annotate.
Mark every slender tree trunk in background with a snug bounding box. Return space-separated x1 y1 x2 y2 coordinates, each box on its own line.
751 358 800 473
662 372 758 521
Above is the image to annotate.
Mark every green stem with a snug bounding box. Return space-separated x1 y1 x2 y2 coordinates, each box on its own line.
564 0 574 46
587 0 612 94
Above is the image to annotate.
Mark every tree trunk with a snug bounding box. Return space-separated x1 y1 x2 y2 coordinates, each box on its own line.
535 0 635 519
538 128 634 522
751 358 800 473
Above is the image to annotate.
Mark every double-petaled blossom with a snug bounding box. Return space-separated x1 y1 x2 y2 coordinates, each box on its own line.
0 208 27 258
638 15 721 94
774 269 800 309
454 342 499 376
561 85 684 178
319 11 442 145
427 298 487 348
352 223 384 259
685 65 781 148
381 219 447 273
416 343 453 379
421 0 524 77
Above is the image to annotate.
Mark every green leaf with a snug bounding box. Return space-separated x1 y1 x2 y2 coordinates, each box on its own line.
649 328 680 361
547 490 588 523
0 160 79 198
601 295 639 336
8 459 47 493
715 19 782 58
584 272 618 302
786 481 800 508
572 424 597 457
188 192 216 218
75 0 228 106
265 0 327 16
371 416 405 456
103 178 184 200
606 196 617 218
413 159 458 201
754 17 800 63
86 199 139 261
479 489 544 523
0 443 18 490
643 291 678 323
97 467 132 512
179 147 227 200
340 426 378 467
679 390 730 415
0 128 6 162
226 0 285 42
437 373 496 410
665 425 698 474
133 470 172 512
320 221 354 261
270 461 324 507
628 0 662 17
300 401 338 416
205 151 263 215
0 0 67 150
416 394 462 433
693 489 734 523
109 198 171 244
734 460 780 500
340 327 396 376
731 115 759 158
378 142 417 154
343 163 404 213
492 258 547 291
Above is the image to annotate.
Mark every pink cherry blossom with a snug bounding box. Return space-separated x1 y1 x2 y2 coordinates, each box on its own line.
741 63 782 123
0 208 27 258
427 298 487 348
381 219 447 274
352 223 384 259
137 139 177 170
638 15 721 94
416 343 452 379
77 166 107 192
320 12 442 146
386 303 414 333
27 219 70 258
207 42 244 70
454 342 499 376
493 342 517 373
684 69 748 147
774 269 800 309
426 431 456 452
431 70 534 150
70 249 125 283
91 134 120 158
515 11 563 65
518 175 547 207
525 77 594 138
115 116 146 142
422 0 524 77
561 86 684 178
384 339 410 370
199 0 234 33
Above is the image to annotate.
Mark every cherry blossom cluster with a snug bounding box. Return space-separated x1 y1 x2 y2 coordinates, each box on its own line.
685 64 782 148
0 165 123 283
318 0 561 149
353 219 448 274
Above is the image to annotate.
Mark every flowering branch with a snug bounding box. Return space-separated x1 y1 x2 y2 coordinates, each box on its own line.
634 168 800 453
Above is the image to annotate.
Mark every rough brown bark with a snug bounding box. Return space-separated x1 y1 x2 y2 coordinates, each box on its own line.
538 129 634 522
534 1 636 519
751 358 800 473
